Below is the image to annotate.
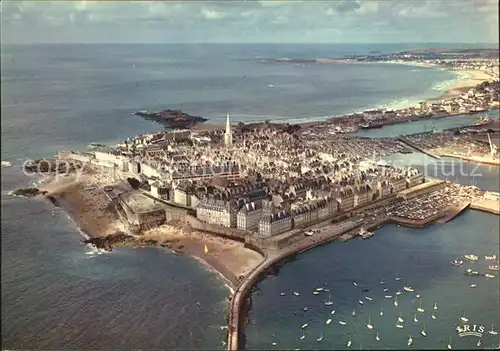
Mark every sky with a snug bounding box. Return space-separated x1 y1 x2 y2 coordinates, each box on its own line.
1 0 499 44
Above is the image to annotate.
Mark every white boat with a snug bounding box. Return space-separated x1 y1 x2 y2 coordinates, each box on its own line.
352 309 356 316
312 291 320 295
395 272 402 281
485 273 495 278
315 287 324 292
347 339 352 347
431 314 436 320
485 255 497 260
366 316 374 329
280 292 286 296
447 336 452 349
316 333 323 342
396 290 403 296
403 281 415 292
460 311 468 322
470 284 477 288
358 300 364 305
380 308 384 316
413 314 419 323
383 288 389 292
396 322 404 329
339 320 347 325
408 334 413 346
301 322 308 329
293 291 300 296
489 324 498 335
477 340 481 347
465 254 479 261
489 264 500 271
272 342 277 346
331 310 336 315
324 292 333 306
421 324 427 337
416 294 421 298
380 277 386 284
299 332 306 340
353 281 358 287
365 296 373 301
385 295 393 299
416 300 424 313
451 259 464 266
398 313 404 323
375 332 380 341
326 318 332 325
394 296 399 307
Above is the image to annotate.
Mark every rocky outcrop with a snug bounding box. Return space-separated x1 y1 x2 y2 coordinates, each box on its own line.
11 187 47 197
83 232 136 251
135 109 208 129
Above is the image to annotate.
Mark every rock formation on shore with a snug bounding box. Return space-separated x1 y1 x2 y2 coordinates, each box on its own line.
11 187 47 197
135 109 208 129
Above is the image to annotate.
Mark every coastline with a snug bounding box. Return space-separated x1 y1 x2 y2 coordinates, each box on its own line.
38 173 264 289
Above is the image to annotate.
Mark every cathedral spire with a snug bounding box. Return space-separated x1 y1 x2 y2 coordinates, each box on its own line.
224 112 233 147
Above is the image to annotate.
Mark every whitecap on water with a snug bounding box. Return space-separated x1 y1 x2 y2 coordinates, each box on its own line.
1 161 12 167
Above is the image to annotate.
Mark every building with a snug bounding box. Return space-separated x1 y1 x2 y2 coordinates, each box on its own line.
224 113 233 147
237 200 264 232
258 209 293 237
196 198 241 228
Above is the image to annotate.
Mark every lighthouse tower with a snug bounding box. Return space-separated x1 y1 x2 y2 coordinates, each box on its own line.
224 112 233 147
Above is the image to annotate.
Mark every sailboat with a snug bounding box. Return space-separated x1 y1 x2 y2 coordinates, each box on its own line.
385 295 393 299
383 288 389 292
477 340 482 347
489 324 498 335
353 281 358 287
326 318 332 325
421 324 427 337
330 309 336 315
396 290 403 296
396 321 404 329
433 302 438 310
358 297 364 305
375 332 380 341
365 296 373 301
204 245 209 254
398 312 404 323
460 311 468 322
413 314 419 323
316 332 323 342
347 339 352 347
366 316 374 329
403 281 415 292
324 291 333 306
312 291 320 295
394 296 399 307
380 277 386 284
272 342 277 346
301 315 308 329
299 331 306 340
416 293 421 298
408 334 413 346
431 314 436 320
447 336 452 349
380 308 384 316
352 309 356 316
339 320 347 325
395 272 402 281
416 300 424 313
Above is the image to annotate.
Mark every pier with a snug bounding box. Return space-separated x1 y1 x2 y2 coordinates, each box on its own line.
398 137 441 159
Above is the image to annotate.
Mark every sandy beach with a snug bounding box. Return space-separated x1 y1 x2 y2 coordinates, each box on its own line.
426 69 493 103
38 172 263 287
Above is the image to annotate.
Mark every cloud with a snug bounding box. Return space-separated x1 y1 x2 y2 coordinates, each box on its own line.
1 0 498 44
201 7 226 20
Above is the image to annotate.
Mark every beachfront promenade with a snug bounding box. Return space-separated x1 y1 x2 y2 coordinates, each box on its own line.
226 219 360 351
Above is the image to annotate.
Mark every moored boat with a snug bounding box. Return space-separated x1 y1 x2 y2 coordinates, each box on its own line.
464 254 479 261
489 264 500 271
451 259 464 266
